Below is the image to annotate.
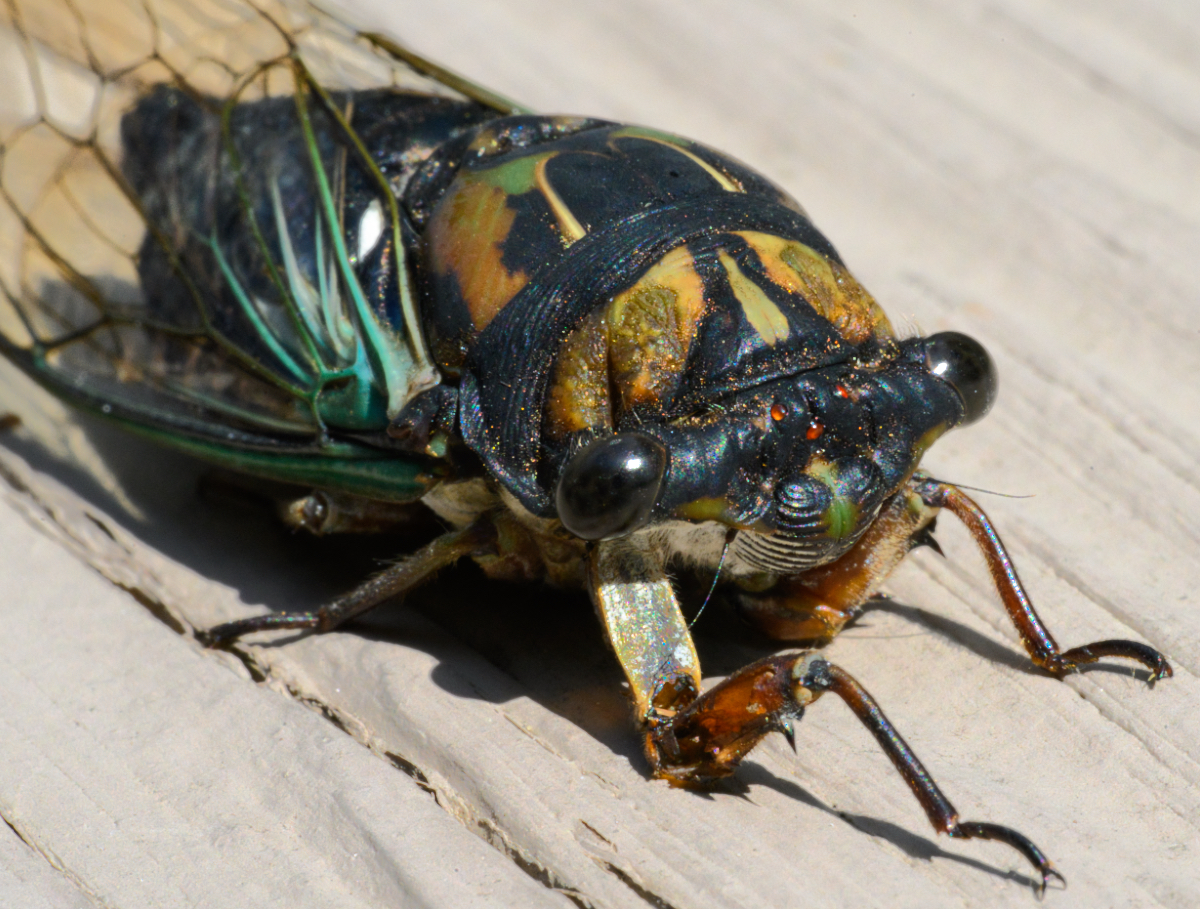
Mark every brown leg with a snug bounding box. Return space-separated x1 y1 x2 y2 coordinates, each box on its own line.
590 536 1060 891
913 477 1172 682
199 519 495 647
737 486 939 642
652 651 1065 895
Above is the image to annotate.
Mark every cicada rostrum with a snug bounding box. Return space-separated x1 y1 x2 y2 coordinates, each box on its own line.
0 0 1173 894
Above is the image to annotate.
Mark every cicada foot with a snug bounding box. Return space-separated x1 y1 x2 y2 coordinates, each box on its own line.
198 520 495 649
197 612 322 649
646 652 1065 895
1038 640 1172 683
644 654 803 787
913 478 1173 685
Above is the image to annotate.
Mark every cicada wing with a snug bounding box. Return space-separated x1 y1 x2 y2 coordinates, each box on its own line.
0 0 495 490
358 30 532 116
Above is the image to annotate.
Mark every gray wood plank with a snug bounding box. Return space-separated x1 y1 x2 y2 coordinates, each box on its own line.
0 471 572 908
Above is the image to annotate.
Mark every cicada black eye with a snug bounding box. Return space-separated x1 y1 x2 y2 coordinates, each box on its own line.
924 331 998 426
556 433 668 541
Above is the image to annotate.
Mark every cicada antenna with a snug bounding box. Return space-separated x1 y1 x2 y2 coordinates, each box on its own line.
689 529 735 629
922 476 1036 500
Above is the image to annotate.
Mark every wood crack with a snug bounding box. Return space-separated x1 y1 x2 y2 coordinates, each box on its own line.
0 812 109 909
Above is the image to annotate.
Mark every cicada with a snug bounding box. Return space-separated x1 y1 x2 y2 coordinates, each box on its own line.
0 0 1172 893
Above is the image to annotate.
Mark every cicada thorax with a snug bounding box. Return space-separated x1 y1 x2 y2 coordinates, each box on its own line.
538 233 898 443
416 116 956 565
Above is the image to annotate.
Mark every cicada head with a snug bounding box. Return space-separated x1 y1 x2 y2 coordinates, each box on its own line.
553 327 996 567
544 230 997 572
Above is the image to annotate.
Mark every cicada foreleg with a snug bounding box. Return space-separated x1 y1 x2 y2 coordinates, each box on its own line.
590 537 1063 894
659 652 1065 895
199 519 495 647
912 478 1173 683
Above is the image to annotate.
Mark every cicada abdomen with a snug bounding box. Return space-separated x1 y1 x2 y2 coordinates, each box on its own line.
0 0 512 500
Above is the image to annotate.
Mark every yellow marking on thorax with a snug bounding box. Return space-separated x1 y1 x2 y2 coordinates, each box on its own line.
718 249 790 346
609 246 706 343
545 307 612 438
735 231 894 343
547 245 707 433
607 246 706 409
469 150 586 245
534 156 587 245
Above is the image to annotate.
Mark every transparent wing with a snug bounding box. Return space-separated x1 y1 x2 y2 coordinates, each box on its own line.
0 0 518 482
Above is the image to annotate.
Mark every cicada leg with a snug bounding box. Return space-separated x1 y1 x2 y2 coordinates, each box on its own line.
590 537 1063 893
199 520 495 647
654 652 1065 895
911 477 1173 683
737 486 939 643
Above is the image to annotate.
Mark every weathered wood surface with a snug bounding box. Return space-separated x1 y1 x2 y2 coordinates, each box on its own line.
1 0 1198 906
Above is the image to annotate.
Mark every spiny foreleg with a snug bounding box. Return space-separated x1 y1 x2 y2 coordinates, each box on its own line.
651 651 1065 895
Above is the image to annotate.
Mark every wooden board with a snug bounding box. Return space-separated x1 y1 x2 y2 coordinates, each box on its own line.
1 0 1197 906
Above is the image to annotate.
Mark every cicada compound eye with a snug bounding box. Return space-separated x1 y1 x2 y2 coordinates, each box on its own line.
555 432 668 541
924 331 998 426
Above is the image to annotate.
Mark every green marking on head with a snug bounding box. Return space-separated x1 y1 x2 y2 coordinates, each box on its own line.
805 457 862 541
823 495 861 541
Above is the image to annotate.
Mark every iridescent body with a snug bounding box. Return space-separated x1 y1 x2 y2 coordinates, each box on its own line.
0 0 1171 894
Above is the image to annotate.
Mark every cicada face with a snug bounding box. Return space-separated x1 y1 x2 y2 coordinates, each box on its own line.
690 331 996 576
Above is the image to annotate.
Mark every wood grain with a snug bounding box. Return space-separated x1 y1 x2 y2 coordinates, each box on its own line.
1 1 1197 906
